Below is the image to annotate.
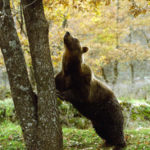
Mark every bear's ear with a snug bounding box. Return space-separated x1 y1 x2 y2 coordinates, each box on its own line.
82 47 88 53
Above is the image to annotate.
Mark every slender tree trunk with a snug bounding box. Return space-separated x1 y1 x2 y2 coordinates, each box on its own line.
116 0 120 49
111 0 120 85
129 24 135 84
0 0 38 149
130 62 135 84
101 67 109 83
21 0 63 149
112 60 119 85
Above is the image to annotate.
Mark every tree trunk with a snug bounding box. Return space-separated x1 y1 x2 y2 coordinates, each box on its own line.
0 0 38 149
101 67 109 83
21 0 63 149
130 62 135 84
111 0 120 85
112 60 119 85
116 0 120 49
0 0 63 150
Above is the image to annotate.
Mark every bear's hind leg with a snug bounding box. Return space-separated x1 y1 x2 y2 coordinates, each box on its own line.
92 122 113 148
92 121 126 149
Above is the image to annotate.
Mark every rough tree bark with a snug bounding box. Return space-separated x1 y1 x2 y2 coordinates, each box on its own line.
0 0 37 149
0 0 63 150
21 0 63 149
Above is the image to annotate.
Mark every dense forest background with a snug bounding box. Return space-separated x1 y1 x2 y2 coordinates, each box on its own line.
0 0 150 149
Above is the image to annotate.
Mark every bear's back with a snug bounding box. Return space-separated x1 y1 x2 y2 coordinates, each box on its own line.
88 78 115 103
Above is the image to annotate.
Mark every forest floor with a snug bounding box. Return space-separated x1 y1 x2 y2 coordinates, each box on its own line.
0 120 150 150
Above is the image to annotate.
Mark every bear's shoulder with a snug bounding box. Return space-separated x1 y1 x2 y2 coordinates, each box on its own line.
80 63 92 83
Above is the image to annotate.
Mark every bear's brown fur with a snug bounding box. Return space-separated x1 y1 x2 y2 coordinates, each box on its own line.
55 32 126 150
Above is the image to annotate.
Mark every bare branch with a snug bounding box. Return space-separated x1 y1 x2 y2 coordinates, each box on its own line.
23 0 37 9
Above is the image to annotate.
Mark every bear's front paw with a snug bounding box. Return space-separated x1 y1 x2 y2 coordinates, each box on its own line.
56 90 65 100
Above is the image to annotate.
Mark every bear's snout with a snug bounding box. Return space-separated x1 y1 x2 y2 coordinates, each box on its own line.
65 31 70 36
64 32 71 40
64 32 72 45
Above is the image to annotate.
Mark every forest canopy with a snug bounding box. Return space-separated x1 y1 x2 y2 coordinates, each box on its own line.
2 0 149 77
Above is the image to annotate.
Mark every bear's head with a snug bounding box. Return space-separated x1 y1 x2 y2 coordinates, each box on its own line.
64 32 88 58
63 32 88 74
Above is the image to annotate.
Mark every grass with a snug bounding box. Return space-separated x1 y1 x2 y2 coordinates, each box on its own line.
119 98 150 106
0 121 24 150
0 121 150 150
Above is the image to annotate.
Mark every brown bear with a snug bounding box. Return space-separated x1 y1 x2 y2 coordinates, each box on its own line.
55 32 126 150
